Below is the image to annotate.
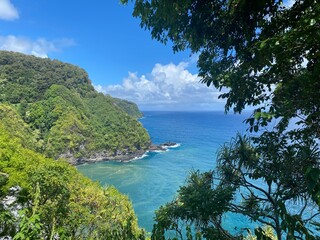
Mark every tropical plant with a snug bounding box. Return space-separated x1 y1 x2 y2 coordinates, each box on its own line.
0 111 146 239
121 0 320 238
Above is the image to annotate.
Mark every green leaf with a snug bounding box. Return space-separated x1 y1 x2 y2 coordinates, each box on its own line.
310 19 316 26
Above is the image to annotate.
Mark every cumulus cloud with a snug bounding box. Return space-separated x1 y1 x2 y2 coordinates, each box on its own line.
95 62 226 111
0 0 19 20
0 35 75 58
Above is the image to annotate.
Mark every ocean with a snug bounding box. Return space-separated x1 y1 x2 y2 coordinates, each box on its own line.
77 111 253 233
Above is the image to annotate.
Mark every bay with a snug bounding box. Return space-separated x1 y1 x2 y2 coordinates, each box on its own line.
77 111 252 233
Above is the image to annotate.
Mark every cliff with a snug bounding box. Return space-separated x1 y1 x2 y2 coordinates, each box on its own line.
0 51 150 163
0 104 145 239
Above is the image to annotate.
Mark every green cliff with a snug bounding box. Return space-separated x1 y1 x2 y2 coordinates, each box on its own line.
0 104 145 239
112 97 144 119
0 51 150 164
0 51 150 238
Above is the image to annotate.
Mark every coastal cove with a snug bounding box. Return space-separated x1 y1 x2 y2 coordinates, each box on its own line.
77 111 252 233
70 142 179 165
1 1 317 238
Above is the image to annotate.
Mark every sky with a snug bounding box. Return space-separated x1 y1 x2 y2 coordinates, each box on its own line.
0 0 294 111
0 0 229 111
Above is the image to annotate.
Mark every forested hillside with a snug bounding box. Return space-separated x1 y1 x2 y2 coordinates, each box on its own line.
0 51 150 164
0 104 145 239
112 97 144 119
0 51 150 238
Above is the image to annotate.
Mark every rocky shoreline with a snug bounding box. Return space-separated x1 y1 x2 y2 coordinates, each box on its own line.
66 142 179 166
148 142 178 151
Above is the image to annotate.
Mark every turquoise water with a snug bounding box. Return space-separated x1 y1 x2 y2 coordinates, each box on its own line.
77 111 252 233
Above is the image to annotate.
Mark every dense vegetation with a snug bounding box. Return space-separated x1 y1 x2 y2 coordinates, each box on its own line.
123 0 320 239
0 51 150 163
0 104 146 239
112 97 144 119
0 51 152 238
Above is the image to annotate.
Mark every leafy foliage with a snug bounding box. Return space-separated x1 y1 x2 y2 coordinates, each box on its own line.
0 51 150 238
152 171 236 240
121 0 320 239
244 226 277 240
112 97 144 119
0 51 94 103
151 136 320 239
0 51 150 162
0 113 146 239
217 135 319 239
122 0 319 125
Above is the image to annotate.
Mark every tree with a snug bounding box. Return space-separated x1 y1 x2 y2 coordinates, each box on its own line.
121 0 320 238
120 0 319 126
0 51 151 163
216 135 319 239
0 114 146 239
152 170 237 240
152 135 320 239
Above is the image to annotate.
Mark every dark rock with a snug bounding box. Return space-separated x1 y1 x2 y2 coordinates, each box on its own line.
161 142 177 147
66 142 178 166
148 144 166 151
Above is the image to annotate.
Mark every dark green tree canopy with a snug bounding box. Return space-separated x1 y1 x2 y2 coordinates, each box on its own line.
0 52 150 239
0 109 146 239
0 51 150 162
122 0 319 134
121 0 320 239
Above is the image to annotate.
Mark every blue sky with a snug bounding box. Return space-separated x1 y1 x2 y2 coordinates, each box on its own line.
0 0 248 111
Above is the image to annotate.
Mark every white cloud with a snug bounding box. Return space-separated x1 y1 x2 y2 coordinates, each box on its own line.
0 0 19 20
95 62 226 111
0 35 75 58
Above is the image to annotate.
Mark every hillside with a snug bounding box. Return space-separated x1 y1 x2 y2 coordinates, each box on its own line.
112 97 143 119
0 51 150 164
0 51 150 238
0 104 145 239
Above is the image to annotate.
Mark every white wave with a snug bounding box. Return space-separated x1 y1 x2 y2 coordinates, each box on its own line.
165 143 181 149
153 149 168 153
129 152 149 161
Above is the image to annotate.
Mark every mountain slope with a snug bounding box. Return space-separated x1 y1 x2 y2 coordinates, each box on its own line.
0 104 145 239
112 97 144 118
0 51 150 163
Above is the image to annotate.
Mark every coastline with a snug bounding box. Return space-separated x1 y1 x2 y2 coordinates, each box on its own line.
67 142 179 166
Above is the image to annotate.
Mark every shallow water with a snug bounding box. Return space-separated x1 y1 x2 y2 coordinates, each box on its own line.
77 111 252 232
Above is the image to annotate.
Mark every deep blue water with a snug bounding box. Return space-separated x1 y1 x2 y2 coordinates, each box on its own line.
77 111 253 233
